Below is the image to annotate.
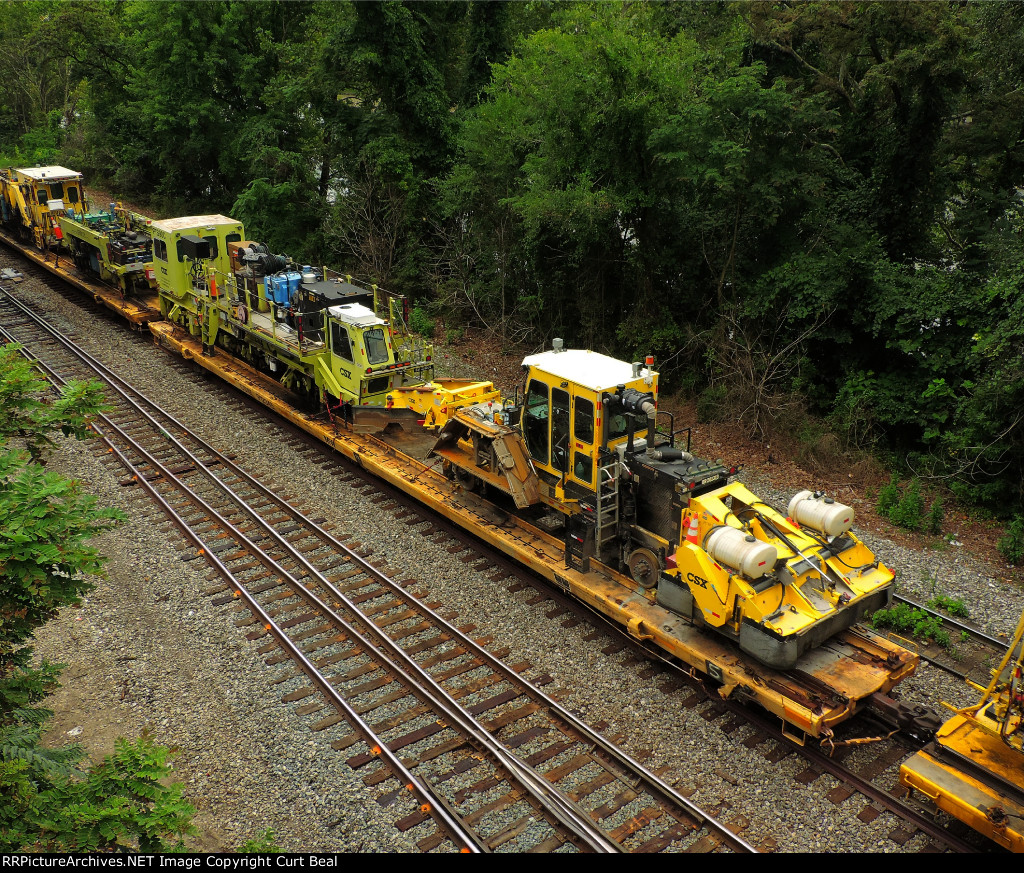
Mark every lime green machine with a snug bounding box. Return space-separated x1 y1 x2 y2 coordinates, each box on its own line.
150 215 434 413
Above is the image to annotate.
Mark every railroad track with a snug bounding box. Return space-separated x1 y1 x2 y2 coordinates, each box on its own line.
0 284 756 854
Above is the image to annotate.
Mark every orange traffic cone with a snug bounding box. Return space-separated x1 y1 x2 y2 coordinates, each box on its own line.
685 514 700 545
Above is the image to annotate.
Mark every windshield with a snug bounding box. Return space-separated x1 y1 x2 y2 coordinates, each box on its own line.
364 327 389 365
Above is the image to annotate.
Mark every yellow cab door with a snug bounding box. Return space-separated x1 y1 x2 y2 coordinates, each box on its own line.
522 370 598 493
570 392 597 490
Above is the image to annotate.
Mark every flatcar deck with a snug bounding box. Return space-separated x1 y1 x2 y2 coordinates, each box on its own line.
0 227 161 326
149 319 918 740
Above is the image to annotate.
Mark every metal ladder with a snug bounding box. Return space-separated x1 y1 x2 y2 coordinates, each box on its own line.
594 452 620 553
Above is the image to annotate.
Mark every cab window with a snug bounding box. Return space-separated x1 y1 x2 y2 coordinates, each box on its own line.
607 406 630 442
66 186 79 205
573 451 594 485
524 379 549 464
154 239 167 261
203 235 219 259
37 189 46 205
552 388 570 473
364 327 389 365
331 322 353 362
574 396 594 444
50 182 64 200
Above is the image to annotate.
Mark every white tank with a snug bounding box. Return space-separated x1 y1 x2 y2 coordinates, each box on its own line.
704 527 778 579
788 490 854 537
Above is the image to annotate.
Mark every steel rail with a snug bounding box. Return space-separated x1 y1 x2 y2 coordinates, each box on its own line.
894 593 1009 650
0 295 624 853
0 285 754 853
0 315 488 851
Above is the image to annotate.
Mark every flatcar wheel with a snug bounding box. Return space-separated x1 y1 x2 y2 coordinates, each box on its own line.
627 547 660 589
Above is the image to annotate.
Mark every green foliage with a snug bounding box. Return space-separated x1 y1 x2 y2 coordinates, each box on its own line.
889 479 925 531
871 603 951 648
238 830 282 853
998 516 1024 565
875 477 928 531
0 345 109 461
696 385 729 424
408 306 436 339
927 498 944 536
0 343 193 852
2 736 196 852
876 476 901 519
928 595 969 619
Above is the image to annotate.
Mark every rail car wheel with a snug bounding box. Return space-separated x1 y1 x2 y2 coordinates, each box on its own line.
626 547 661 589
454 466 481 493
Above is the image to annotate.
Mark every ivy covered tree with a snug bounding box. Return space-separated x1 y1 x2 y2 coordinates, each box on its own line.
0 344 195 851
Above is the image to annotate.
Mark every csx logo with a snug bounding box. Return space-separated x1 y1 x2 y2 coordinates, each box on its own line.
687 572 709 589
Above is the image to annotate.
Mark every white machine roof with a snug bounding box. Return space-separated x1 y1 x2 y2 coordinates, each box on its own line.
18 166 82 181
150 215 239 232
521 349 654 391
328 303 384 327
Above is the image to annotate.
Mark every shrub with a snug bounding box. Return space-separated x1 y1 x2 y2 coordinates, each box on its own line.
408 306 435 339
876 475 900 518
889 478 925 531
696 384 728 423
998 515 1024 565
926 498 944 536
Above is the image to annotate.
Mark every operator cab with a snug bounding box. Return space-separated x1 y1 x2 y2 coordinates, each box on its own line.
326 303 397 404
517 346 657 496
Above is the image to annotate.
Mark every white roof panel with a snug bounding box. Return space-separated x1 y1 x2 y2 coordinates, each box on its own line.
328 303 384 327
521 349 654 391
18 166 82 181
150 215 240 232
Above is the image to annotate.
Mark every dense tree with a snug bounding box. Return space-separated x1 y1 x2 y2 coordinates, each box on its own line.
0 345 195 851
7 0 1024 512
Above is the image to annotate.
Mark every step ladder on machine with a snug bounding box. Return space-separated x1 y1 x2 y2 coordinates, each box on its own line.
565 452 620 572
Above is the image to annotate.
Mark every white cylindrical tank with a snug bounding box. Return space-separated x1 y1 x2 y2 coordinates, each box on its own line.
788 490 854 536
704 527 778 579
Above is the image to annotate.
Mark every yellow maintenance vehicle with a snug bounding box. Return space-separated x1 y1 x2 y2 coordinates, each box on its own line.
387 342 895 670
57 202 157 298
900 611 1024 851
0 165 86 249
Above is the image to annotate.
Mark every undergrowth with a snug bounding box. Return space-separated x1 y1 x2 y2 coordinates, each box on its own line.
871 602 951 648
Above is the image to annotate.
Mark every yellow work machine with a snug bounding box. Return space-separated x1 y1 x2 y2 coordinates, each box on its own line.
388 340 895 670
0 165 86 249
900 611 1024 851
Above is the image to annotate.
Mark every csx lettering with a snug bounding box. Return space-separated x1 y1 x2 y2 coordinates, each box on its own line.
687 572 709 589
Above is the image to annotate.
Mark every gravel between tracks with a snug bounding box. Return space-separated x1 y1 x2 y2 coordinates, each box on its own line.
9 253 1022 852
